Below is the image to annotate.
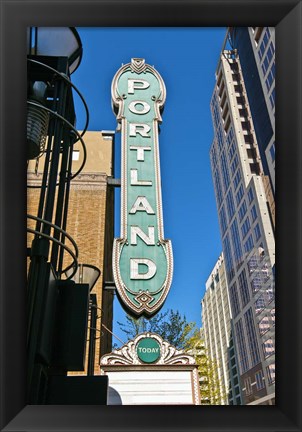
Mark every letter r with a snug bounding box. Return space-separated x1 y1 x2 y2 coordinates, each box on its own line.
129 123 151 138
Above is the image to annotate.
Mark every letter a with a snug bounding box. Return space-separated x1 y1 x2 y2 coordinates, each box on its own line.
129 196 155 214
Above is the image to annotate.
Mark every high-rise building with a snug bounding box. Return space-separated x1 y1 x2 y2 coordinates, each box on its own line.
202 254 242 405
209 30 275 405
27 130 115 375
229 27 275 227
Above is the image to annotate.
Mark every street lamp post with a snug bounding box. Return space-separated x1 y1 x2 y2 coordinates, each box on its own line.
26 27 98 404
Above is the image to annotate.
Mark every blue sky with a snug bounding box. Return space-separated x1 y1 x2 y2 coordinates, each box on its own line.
72 27 226 346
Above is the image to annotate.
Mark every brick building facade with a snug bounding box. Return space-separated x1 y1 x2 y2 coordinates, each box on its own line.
27 130 115 375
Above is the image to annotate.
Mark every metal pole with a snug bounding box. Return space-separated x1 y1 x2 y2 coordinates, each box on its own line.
88 294 97 376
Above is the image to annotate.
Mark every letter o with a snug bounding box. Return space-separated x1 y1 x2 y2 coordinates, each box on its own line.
129 100 151 115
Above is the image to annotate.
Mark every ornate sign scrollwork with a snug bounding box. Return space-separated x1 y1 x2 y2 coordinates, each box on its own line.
100 333 196 366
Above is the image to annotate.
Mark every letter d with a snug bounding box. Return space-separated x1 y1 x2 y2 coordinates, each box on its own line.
130 258 157 280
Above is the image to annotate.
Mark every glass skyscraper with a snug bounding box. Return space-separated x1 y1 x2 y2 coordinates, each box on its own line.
229 27 275 224
208 27 275 405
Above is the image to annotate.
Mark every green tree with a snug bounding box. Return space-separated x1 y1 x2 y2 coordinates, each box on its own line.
117 309 197 349
185 331 228 405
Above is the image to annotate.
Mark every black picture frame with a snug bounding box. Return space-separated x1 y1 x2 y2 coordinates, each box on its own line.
1 0 301 431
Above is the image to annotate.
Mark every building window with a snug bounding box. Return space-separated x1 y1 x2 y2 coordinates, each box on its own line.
259 315 270 335
265 27 271 39
265 73 273 92
217 125 225 152
230 61 239 73
212 96 221 129
244 377 252 396
228 141 236 161
239 108 248 118
244 234 254 254
234 84 242 94
271 60 276 77
233 169 241 190
213 169 223 207
236 184 244 206
254 223 261 241
261 42 275 77
238 268 250 306
219 205 228 235
258 28 270 60
255 295 266 314
248 255 258 274
231 219 243 266
261 59 268 76
210 146 218 168
230 282 240 317
265 62 275 92
249 162 260 175
223 234 235 283
226 189 236 220
247 147 257 160
239 200 247 222
248 188 254 204
228 127 234 140
241 217 251 239
266 364 275 384
236 96 246 106
270 308 275 326
220 92 227 110
251 205 257 222
269 142 275 162
231 154 239 175
253 27 265 44
255 370 265 390
221 150 231 191
245 308 261 366
267 42 275 63
266 286 275 303
227 126 234 145
269 88 275 109
262 263 270 282
251 275 262 293
244 134 254 145
262 338 275 358
235 319 249 373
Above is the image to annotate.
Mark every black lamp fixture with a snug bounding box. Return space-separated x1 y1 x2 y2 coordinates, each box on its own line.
26 27 83 160
27 27 83 74
27 80 50 159
63 264 101 292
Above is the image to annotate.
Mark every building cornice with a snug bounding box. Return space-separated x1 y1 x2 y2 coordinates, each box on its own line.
27 172 108 189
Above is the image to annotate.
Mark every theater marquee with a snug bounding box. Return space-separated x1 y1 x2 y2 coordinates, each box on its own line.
112 58 173 316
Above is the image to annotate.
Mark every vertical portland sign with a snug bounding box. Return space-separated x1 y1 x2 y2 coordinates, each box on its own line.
112 58 173 317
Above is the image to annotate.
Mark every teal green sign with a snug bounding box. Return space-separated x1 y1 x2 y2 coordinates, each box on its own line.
112 58 173 317
136 337 161 363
